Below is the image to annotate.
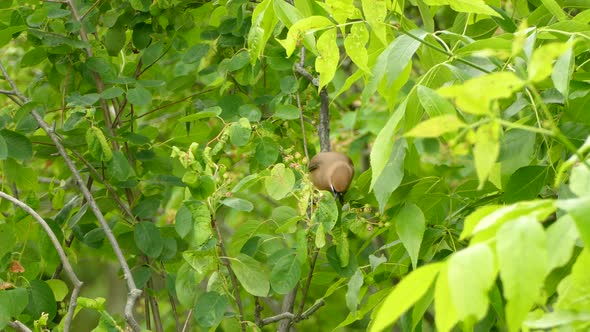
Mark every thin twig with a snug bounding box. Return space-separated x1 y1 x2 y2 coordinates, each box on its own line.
7 321 33 332
254 297 263 326
0 89 17 95
161 261 181 332
69 149 136 222
213 219 246 332
181 309 193 332
296 92 309 161
0 191 83 332
80 0 102 20
131 89 215 121
297 249 319 316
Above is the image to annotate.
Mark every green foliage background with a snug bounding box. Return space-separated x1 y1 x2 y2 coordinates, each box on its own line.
1 0 590 331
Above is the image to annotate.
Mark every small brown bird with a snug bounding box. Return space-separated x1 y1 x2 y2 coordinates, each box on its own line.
309 152 354 203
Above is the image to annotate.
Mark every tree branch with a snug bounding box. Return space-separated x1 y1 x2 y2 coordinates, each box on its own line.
261 312 295 326
0 191 83 332
7 321 33 332
277 286 298 332
0 61 143 332
297 249 319 316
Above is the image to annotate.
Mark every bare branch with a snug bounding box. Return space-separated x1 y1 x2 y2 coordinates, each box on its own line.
277 286 298 332
294 63 319 87
261 312 295 326
296 92 310 161
297 249 319 316
0 63 25 102
318 87 331 152
7 321 33 332
0 191 83 332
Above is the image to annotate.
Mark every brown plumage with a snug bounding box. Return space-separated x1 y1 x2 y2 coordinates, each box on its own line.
309 152 354 202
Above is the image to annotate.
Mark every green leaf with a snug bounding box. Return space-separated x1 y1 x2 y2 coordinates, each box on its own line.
265 163 295 200
362 33 425 103
438 72 524 114
194 292 227 327
100 87 125 99
270 250 301 294
248 0 278 64
344 23 370 73
278 16 333 57
0 129 32 161
0 288 28 328
255 137 279 167
497 217 547 332
86 127 113 162
373 139 406 213
405 115 466 138
45 279 68 302
220 198 254 212
175 201 212 246
232 253 270 297
130 0 150 11
361 0 387 44
434 265 458 332
127 85 152 106
134 221 163 258
504 166 547 203
369 263 443 332
422 0 500 17
239 104 262 122
315 28 339 90
27 280 57 321
106 151 135 182
104 27 126 56
570 162 590 197
417 85 456 118
556 249 590 312
370 101 406 190
274 104 300 120
448 244 497 321
551 38 574 99
179 107 222 122
0 26 27 48
20 47 46 67
0 134 7 160
311 194 339 232
528 42 572 83
346 269 364 313
473 122 500 187
539 0 567 21
395 203 426 270
229 118 251 146
225 51 250 72
4 159 38 192
461 200 555 240
546 215 578 272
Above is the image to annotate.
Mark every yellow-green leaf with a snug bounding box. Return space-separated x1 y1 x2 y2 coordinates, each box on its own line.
86 127 113 162
344 23 370 73
361 0 387 44
438 72 524 114
528 42 572 83
473 122 500 188
277 16 334 57
423 0 500 17
369 263 443 332
315 28 339 90
405 115 466 138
